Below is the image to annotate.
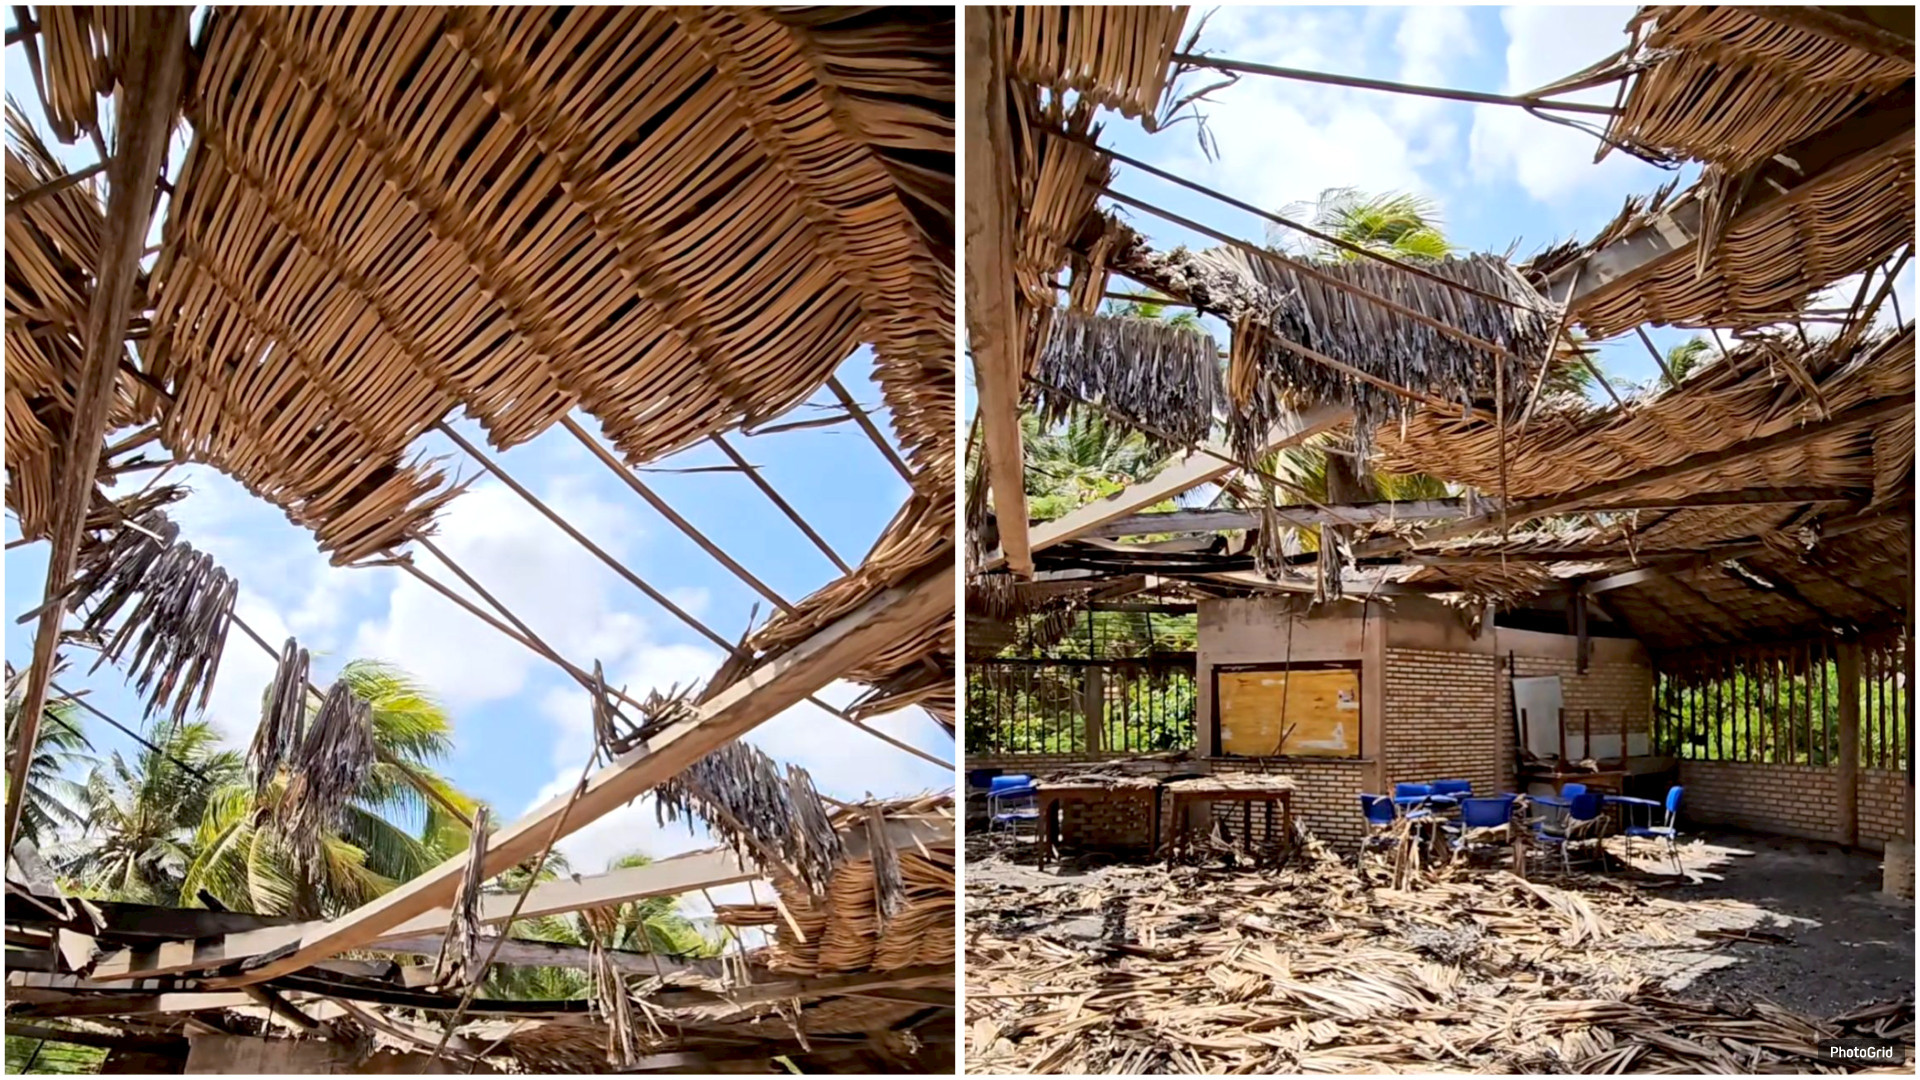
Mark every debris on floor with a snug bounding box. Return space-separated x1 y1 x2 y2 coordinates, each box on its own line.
964 834 1915 1074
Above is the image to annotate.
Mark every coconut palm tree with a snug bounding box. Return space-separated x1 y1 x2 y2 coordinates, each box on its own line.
4 671 94 848
60 721 243 905
1272 187 1453 263
180 660 479 919
1022 409 1171 522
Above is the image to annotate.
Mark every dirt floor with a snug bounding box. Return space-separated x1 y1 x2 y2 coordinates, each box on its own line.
965 825 1915 1073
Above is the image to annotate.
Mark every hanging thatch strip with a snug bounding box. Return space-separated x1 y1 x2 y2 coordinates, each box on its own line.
280 678 377 864
64 511 236 728
1600 7 1913 173
1032 308 1221 450
435 805 489 991
134 5 952 564
1199 245 1548 456
1004 7 1189 125
1549 133 1915 340
249 638 309 801
1012 95 1111 311
14 7 151 145
655 740 845 896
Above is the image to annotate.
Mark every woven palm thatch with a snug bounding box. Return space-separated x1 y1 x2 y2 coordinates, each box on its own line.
1033 309 1222 450
1004 6 1189 125
1600 7 1913 173
1012 94 1111 311
94 5 949 565
717 796 956 977
1375 327 1913 503
4 108 159 541
1549 132 1916 340
13 7 150 145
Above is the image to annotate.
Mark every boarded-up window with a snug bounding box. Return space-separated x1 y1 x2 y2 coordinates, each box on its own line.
1215 663 1361 758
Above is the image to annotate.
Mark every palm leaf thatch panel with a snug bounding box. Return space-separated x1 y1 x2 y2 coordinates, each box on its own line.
4 109 160 541
14 7 153 145
1557 131 1916 340
1013 94 1111 311
1191 245 1547 456
130 6 951 563
1032 308 1222 450
1601 6 1913 173
1005 6 1189 125
1375 327 1913 502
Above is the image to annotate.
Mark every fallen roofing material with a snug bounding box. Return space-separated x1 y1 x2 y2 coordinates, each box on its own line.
965 836 1915 1073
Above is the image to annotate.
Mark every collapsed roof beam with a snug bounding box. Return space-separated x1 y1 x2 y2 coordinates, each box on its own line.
1371 395 1913 554
6 7 191 845
1542 93 1917 314
980 408 1348 572
195 557 953 989
965 6 1032 576
1169 52 1620 115
1089 499 1475 537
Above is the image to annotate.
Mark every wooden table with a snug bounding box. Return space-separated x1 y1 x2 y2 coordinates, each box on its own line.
1033 778 1159 864
1522 768 1626 796
1159 775 1297 867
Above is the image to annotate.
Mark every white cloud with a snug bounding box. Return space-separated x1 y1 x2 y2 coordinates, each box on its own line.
1467 6 1645 205
350 479 653 706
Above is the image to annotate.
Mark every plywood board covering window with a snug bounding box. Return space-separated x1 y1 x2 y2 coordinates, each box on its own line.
1215 663 1362 758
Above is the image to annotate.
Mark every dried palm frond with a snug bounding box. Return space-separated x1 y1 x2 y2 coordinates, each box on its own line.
67 511 236 727
279 678 375 862
655 739 845 896
866 805 905 921
248 638 308 801
1033 308 1222 451
435 806 489 991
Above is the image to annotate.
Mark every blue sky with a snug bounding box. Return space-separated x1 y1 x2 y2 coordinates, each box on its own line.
1012 5 1912 397
3 23 952 905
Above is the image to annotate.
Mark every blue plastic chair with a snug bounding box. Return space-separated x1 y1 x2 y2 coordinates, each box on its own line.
1358 794 1398 847
1619 785 1684 866
1559 782 1588 800
1533 791 1606 873
1392 782 1436 819
988 775 1038 833
1447 796 1515 855
1432 778 1473 799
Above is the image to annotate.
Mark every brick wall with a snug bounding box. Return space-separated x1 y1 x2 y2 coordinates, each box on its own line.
1678 760 1842 841
966 753 1185 774
1859 769 1912 851
1382 648 1502 796
1199 759 1369 848
1505 654 1653 769
1057 788 1160 851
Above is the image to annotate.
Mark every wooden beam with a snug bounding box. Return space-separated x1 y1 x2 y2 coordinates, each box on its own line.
984 408 1348 570
1545 96 1916 311
6 6 191 844
1372 396 1912 554
964 6 1031 575
1087 498 1472 537
198 557 954 988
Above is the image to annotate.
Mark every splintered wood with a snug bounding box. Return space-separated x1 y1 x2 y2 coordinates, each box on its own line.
965 839 1914 1073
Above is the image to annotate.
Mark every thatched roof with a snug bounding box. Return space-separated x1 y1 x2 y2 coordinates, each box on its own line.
1004 6 1190 125
116 6 954 566
1600 6 1913 172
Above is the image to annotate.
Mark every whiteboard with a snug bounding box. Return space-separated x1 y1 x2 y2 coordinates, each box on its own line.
1512 675 1563 760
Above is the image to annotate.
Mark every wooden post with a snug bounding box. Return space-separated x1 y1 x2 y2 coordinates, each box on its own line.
1083 667 1104 755
1838 638 1862 847
5 7 191 844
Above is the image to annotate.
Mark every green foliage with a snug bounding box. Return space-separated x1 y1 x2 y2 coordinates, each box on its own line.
1656 662 1908 768
179 660 476 919
4 682 94 847
1274 187 1453 263
484 851 728 1001
6 1035 106 1075
1666 337 1716 383
969 610 1199 756
59 720 243 906
1022 411 1174 522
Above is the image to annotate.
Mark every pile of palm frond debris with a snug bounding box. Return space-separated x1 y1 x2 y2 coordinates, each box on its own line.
966 836 1913 1073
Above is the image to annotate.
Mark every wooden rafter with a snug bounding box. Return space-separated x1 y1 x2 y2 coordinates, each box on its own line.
6 7 191 844
193 558 953 989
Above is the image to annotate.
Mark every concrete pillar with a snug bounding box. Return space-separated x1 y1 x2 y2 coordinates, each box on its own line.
1837 639 1861 848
